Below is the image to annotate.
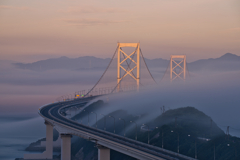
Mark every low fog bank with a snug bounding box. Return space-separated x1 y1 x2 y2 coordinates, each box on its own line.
0 83 94 113
88 71 240 136
0 62 98 113
0 67 102 86
0 116 45 138
0 58 240 119
0 115 46 160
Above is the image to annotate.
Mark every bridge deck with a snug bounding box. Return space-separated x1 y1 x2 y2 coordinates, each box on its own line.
39 97 196 160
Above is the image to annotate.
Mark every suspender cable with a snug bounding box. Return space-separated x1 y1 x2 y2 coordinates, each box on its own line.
160 61 170 82
139 48 157 84
186 62 191 79
84 45 119 97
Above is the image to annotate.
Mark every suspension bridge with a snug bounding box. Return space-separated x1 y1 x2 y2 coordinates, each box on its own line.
57 42 189 101
24 43 193 160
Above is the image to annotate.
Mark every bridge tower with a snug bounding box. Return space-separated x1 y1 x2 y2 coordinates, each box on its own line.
117 43 140 91
170 55 186 81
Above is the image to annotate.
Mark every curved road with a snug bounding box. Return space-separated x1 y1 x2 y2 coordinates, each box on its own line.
39 96 196 160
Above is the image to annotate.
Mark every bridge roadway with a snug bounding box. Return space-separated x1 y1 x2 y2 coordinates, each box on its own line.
39 96 196 160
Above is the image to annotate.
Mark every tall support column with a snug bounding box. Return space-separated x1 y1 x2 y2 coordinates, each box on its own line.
170 56 173 82
61 134 72 160
117 43 121 92
183 55 186 81
170 55 186 82
97 145 110 160
136 43 140 91
116 43 140 92
45 121 53 159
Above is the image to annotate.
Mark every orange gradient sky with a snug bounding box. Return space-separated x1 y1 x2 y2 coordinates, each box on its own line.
0 0 240 62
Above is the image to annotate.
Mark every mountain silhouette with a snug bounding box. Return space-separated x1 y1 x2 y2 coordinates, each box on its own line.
188 53 240 71
14 53 240 72
14 56 111 71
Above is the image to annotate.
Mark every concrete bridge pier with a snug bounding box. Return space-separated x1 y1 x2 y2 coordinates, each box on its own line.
97 145 110 160
23 120 53 159
61 134 72 160
44 121 53 158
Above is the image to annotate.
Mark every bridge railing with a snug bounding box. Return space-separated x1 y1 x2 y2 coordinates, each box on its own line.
56 85 138 102
51 97 196 160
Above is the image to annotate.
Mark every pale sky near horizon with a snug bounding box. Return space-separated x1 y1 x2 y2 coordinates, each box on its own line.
0 0 239 62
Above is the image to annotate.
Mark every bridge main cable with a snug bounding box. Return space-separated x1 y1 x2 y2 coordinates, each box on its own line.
84 45 119 97
160 61 170 82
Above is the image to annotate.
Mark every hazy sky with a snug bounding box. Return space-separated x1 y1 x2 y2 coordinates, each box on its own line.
0 0 239 62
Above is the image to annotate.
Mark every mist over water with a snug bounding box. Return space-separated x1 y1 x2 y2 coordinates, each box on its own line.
0 68 99 113
1 58 240 159
0 62 103 159
0 114 45 160
86 70 240 137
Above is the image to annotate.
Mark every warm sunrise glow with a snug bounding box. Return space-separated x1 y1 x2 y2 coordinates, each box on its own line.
0 0 239 62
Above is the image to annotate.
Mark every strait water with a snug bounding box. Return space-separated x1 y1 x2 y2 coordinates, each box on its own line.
0 113 46 160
